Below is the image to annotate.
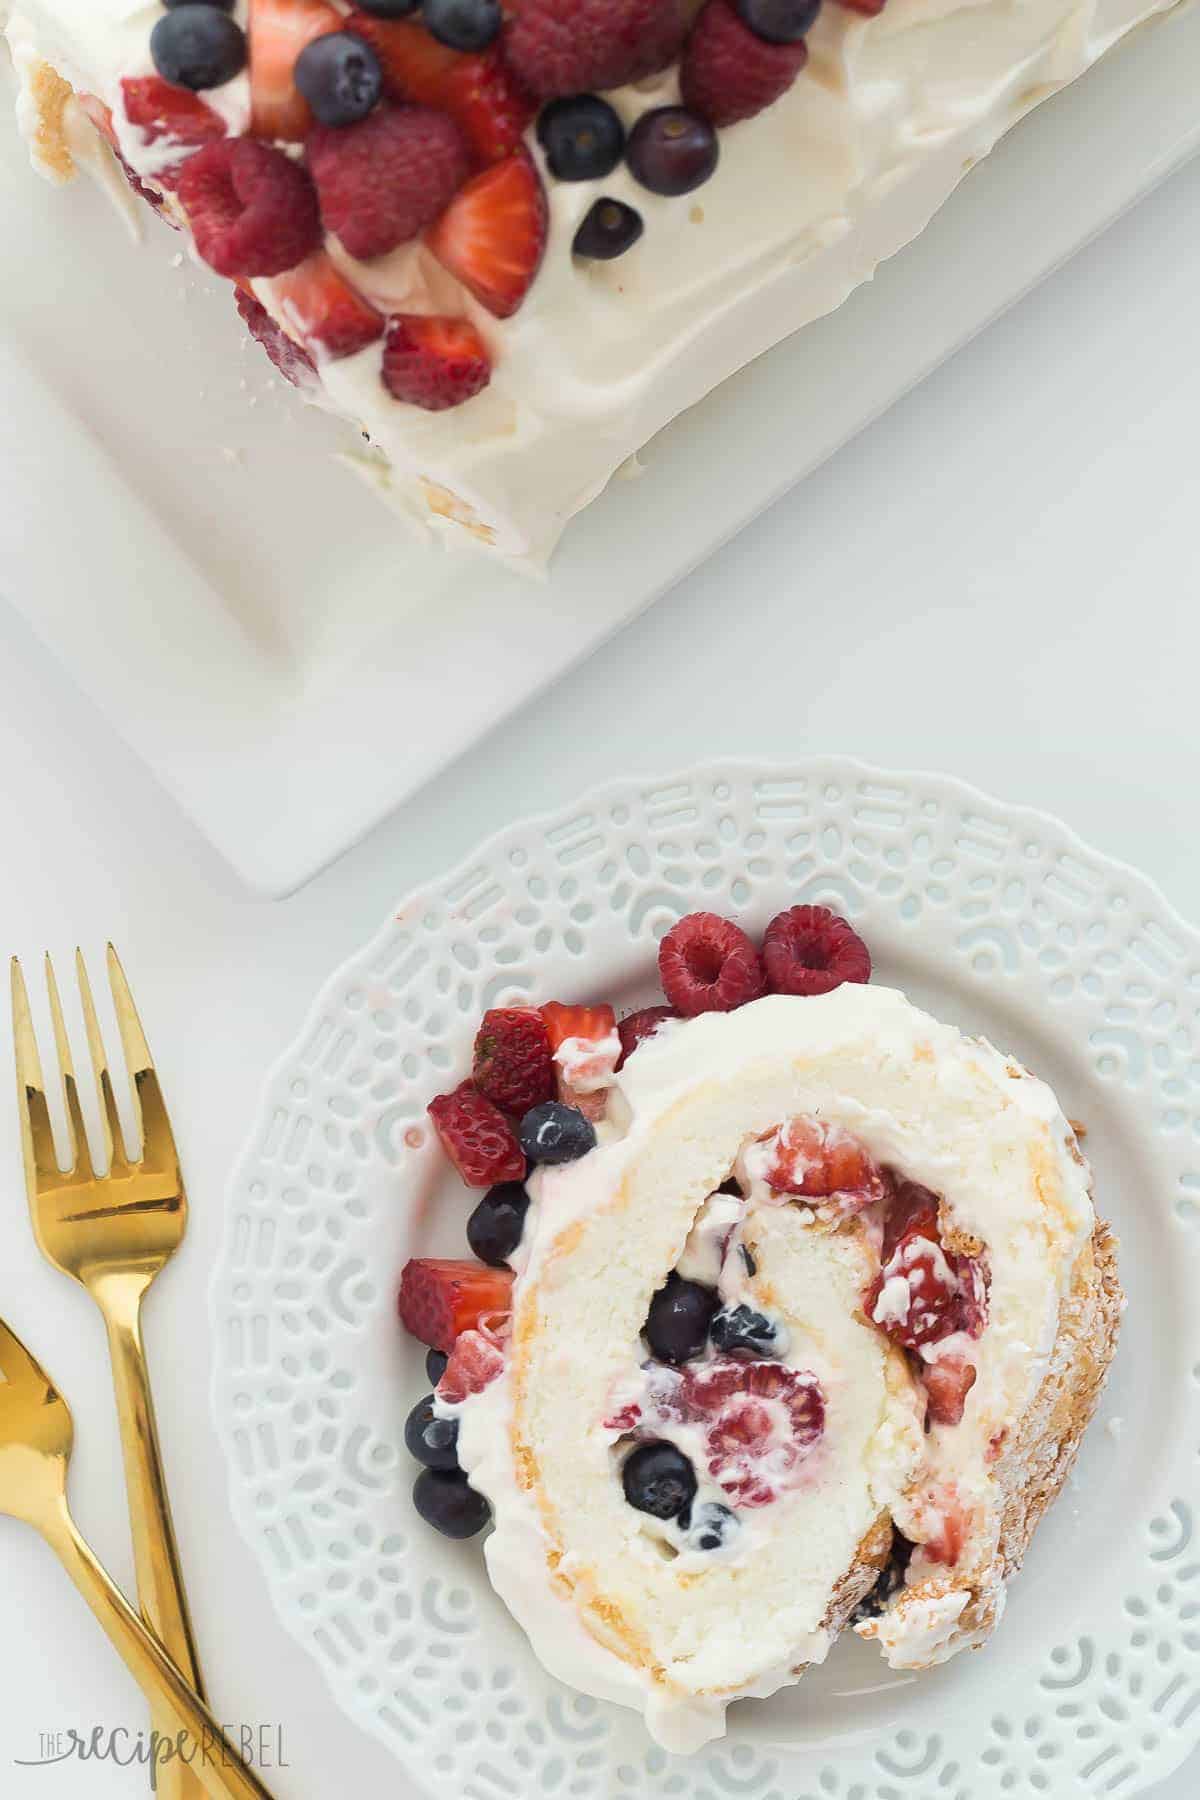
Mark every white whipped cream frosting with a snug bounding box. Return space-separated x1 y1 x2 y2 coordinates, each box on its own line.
452 987 1095 1750
3 0 1178 564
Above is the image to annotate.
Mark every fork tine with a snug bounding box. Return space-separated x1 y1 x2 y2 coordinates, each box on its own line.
44 956 93 1181
11 958 66 1186
0 1315 37 1388
106 945 178 1175
75 950 126 1170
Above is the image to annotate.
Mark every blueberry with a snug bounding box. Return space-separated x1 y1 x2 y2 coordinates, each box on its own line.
538 95 625 182
622 1442 697 1521
151 5 246 90
404 1394 461 1472
735 0 823 42
412 1467 490 1539
353 0 420 13
710 1303 785 1358
425 1347 449 1386
295 31 382 126
682 1501 739 1552
467 1183 530 1267
625 107 718 198
518 1102 596 1165
645 1275 718 1364
423 0 502 50
573 198 643 261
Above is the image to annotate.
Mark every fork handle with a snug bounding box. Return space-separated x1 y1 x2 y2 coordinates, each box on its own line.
44 1504 277 1800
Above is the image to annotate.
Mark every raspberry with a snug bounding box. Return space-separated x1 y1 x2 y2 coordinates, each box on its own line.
762 905 871 997
179 138 321 278
308 103 470 261
658 912 765 1017
644 1357 825 1508
398 1257 514 1352
616 1006 678 1069
472 1007 555 1115
436 1326 507 1402
346 14 535 166
382 314 492 410
427 1081 526 1187
681 0 808 129
502 0 689 100
865 1181 989 1351
922 1355 977 1428
756 1116 887 1215
235 287 317 387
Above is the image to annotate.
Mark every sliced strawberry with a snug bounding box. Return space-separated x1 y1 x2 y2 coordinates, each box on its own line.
426 149 547 319
78 93 118 150
472 1008 555 1116
922 1355 977 1428
436 1327 506 1403
837 0 887 12
541 1001 618 1119
757 1116 887 1216
917 1485 971 1568
865 1181 989 1352
248 0 342 143
120 76 228 149
399 1258 514 1353
268 251 384 359
381 313 492 411
427 1081 527 1187
540 1002 617 1055
344 13 535 166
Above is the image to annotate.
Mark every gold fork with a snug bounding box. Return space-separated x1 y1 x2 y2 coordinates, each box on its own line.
12 948 206 1800
0 1313 273 1800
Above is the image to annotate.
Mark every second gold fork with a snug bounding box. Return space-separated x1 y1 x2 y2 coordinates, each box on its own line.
12 947 207 1800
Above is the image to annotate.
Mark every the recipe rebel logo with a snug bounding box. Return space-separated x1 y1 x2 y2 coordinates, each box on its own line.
14 1724 289 1787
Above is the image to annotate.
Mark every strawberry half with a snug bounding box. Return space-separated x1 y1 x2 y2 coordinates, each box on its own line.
344 13 535 166
399 1258 514 1353
922 1355 978 1428
428 1081 526 1187
472 1007 555 1116
120 76 228 150
541 1001 618 1120
426 149 547 319
381 314 492 411
248 0 342 142
268 251 384 359
437 1327 507 1402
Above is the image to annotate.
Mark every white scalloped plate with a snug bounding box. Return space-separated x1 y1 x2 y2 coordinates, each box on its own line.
211 759 1200 1799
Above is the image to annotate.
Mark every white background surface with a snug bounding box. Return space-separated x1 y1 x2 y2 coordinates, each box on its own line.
0 142 1197 1798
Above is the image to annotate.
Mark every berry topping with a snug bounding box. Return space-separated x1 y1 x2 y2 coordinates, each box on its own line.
382 314 492 410
865 1182 989 1352
573 198 643 260
294 29 383 126
736 0 823 40
518 1101 597 1165
503 0 689 100
762 905 872 997
683 1500 739 1552
709 1303 784 1359
681 0 808 129
179 138 322 277
151 4 247 92
426 149 548 319
425 1346 449 1384
466 1183 531 1267
616 1005 678 1069
472 1007 555 1115
248 0 343 142
234 286 317 386
424 0 502 52
309 103 469 260
914 1484 970 1568
398 1257 515 1352
541 1002 618 1116
751 1115 887 1216
404 1393 461 1470
120 75 227 153
268 250 386 357
643 1358 825 1508
428 1082 526 1187
537 94 624 182
622 1442 697 1521
922 1354 978 1428
437 1326 507 1402
346 14 535 165
658 912 766 1017
644 1274 719 1365
412 1467 490 1538
625 106 719 197
540 1002 617 1056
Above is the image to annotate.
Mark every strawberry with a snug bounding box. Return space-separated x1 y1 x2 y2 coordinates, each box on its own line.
471 1008 555 1115
179 138 322 277
540 1002 617 1056
865 1182 989 1352
398 1258 514 1353
922 1355 977 1428
382 314 492 410
428 1081 526 1187
615 1006 678 1069
120 76 228 150
248 0 342 142
344 13 535 166
916 1485 971 1568
426 149 547 319
308 103 469 261
681 0 808 129
268 251 385 358
235 285 318 386
436 1328 507 1403
502 0 689 100
837 0 887 11
756 1116 887 1217
541 1001 618 1119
